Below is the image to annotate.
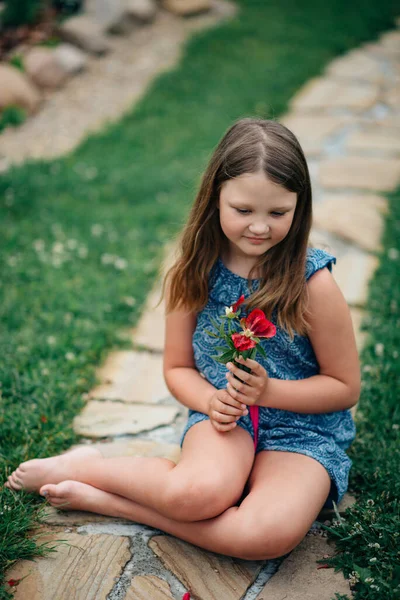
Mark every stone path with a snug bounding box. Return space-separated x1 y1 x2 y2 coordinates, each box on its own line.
5 19 400 600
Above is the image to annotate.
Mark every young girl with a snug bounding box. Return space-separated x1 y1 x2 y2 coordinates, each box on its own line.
5 118 360 562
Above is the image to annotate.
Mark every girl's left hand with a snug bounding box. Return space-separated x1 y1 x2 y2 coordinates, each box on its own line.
225 356 269 406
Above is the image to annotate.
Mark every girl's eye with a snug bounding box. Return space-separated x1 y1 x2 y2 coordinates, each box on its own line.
236 208 251 214
271 211 285 217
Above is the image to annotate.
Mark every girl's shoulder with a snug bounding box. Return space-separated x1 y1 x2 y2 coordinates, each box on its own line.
305 247 336 281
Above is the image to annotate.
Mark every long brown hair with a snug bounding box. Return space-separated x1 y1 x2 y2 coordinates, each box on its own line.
161 117 313 336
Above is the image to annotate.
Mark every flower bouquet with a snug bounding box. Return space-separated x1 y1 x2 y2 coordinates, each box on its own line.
205 295 276 446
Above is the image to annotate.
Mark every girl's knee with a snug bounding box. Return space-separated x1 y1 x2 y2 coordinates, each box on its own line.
233 515 303 560
162 475 241 522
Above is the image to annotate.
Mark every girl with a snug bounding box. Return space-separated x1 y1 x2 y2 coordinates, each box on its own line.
5 118 359 562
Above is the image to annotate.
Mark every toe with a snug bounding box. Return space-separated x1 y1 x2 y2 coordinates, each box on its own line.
40 484 57 498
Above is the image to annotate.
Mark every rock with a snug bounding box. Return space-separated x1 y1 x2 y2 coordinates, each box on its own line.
89 349 170 404
126 0 157 23
5 532 130 600
132 284 165 351
256 536 350 599
88 0 135 34
326 48 383 84
149 536 263 599
53 43 88 75
280 114 351 156
319 156 400 192
312 193 388 252
56 15 111 55
126 575 174 599
290 77 379 112
346 125 400 155
161 0 211 17
73 399 179 437
24 47 69 89
0 64 41 114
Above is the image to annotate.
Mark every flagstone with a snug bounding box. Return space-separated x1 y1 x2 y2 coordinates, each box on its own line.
280 114 351 155
149 536 263 600
89 350 170 404
350 307 368 352
319 156 400 191
5 533 130 600
326 49 383 83
384 82 400 109
73 400 179 437
346 127 400 155
290 77 379 112
132 284 166 351
310 229 378 306
312 193 388 252
256 536 350 599
42 505 132 526
126 575 174 599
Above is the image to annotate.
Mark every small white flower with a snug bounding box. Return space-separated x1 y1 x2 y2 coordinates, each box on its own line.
374 343 384 357
41 368 49 376
225 305 234 316
393 351 399 359
33 239 45 252
65 352 75 361
17 346 28 353
114 257 127 270
365 577 375 584
64 312 73 324
367 499 375 507
52 242 64 254
101 253 114 265
84 167 98 181
78 246 88 258
47 336 56 345
388 248 399 260
66 239 78 250
369 557 377 563
392 424 399 430
123 296 136 307
91 224 103 237
370 585 380 591
7 256 18 267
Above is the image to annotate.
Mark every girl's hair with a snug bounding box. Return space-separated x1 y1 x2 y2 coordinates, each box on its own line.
161 117 313 336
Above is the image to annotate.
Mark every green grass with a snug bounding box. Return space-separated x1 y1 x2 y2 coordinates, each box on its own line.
0 0 399 597
320 189 400 600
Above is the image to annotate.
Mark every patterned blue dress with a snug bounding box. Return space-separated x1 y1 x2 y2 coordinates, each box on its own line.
180 248 356 508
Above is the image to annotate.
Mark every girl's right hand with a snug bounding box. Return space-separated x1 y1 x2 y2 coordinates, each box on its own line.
208 389 249 432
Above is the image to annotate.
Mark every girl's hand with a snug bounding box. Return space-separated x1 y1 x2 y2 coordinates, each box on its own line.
225 356 269 406
208 389 249 433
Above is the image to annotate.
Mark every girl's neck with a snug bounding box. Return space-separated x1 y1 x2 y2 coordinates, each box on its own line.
220 251 262 279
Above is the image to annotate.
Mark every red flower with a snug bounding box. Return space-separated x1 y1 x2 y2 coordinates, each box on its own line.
182 594 191 600
231 333 257 351
7 579 20 587
232 295 245 313
40 415 47 423
240 309 276 338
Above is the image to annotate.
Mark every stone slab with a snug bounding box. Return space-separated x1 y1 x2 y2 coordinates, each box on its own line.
256 535 350 599
73 400 179 437
42 505 132 526
162 0 212 16
132 285 166 351
312 193 388 252
149 536 263 599
326 48 383 83
126 575 174 599
346 127 400 155
290 77 379 112
309 229 378 306
350 307 368 353
56 15 111 55
319 156 400 191
89 350 170 403
280 114 351 155
5 533 130 600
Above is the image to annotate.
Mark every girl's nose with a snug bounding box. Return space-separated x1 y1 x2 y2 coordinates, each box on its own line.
249 222 270 235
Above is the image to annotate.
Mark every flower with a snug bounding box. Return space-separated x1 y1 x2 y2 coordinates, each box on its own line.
231 333 257 351
7 579 20 587
240 309 277 339
225 295 245 317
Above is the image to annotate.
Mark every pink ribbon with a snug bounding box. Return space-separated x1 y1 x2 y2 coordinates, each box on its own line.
249 405 258 449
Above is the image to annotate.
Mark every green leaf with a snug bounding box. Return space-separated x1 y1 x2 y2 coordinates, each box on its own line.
210 317 220 331
219 320 226 337
204 329 218 338
214 345 229 352
256 344 267 358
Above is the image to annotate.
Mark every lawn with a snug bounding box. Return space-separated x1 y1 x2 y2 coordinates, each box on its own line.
1 0 399 598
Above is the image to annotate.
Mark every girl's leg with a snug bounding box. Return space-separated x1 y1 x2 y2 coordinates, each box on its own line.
40 450 331 560
5 421 255 522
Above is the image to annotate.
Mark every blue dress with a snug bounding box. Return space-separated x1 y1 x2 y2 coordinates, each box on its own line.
180 248 356 507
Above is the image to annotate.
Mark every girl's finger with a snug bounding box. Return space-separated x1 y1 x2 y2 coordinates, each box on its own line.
226 382 250 404
216 400 245 416
212 411 238 424
211 420 237 432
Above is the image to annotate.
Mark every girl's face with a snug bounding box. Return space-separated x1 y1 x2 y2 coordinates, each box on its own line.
218 171 297 264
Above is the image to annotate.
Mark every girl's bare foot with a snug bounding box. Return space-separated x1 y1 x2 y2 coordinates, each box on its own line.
39 480 121 515
4 447 103 493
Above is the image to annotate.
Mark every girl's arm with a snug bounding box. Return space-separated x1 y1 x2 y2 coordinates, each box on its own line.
259 267 361 413
163 307 216 414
